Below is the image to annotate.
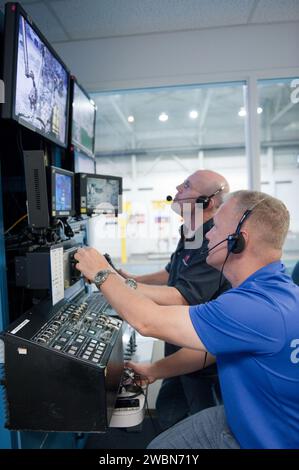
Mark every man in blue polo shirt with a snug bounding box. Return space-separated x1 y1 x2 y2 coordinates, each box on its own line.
75 190 299 448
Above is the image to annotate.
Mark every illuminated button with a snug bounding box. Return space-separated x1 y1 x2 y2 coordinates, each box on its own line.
92 358 99 363
68 350 76 355
76 339 83 343
94 353 101 359
90 340 97 344
59 337 67 343
54 345 62 350
88 330 96 335
82 354 89 360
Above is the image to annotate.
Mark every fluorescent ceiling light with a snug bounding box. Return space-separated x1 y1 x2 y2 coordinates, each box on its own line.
238 107 263 117
238 107 246 117
159 112 168 122
189 110 198 119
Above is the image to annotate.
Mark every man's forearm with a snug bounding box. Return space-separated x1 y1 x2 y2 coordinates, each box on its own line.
74 247 206 350
150 348 216 379
135 270 169 285
99 275 205 350
113 271 186 305
137 284 188 306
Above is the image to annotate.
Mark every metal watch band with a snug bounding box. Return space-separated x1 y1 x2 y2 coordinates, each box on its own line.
94 269 116 289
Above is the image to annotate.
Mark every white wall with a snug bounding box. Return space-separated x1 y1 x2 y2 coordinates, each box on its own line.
55 22 299 92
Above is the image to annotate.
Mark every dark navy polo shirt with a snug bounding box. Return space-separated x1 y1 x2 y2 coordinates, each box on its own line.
165 218 230 307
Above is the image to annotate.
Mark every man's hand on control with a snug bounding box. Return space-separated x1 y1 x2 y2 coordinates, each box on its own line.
74 247 110 282
118 268 136 280
125 361 157 385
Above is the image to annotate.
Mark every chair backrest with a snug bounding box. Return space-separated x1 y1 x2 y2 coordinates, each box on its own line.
291 261 299 286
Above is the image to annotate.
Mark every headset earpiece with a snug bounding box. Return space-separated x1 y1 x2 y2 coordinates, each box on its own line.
227 233 246 254
195 184 226 209
195 195 210 209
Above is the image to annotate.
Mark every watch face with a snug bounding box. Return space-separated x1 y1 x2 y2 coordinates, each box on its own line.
94 270 109 286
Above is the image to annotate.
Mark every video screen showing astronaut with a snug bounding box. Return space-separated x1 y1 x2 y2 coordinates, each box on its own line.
72 83 95 157
15 15 68 146
87 177 120 212
55 173 72 212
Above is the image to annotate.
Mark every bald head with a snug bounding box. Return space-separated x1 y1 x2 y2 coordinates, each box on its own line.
188 170 230 208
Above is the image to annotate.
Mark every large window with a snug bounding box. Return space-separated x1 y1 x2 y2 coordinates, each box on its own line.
91 83 247 259
258 78 299 272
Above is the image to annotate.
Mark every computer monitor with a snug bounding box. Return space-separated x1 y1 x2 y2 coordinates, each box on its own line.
48 166 75 218
71 78 96 157
76 173 122 216
1 3 70 147
74 150 95 174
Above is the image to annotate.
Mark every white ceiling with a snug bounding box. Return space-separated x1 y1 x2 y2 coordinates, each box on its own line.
1 0 299 44
1 1 298 156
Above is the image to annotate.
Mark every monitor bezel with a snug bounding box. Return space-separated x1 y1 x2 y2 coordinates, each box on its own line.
70 77 96 158
1 2 70 148
49 166 76 218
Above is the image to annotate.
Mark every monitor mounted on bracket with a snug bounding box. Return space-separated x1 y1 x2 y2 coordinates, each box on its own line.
48 166 75 219
1 2 70 148
23 151 75 228
75 173 122 217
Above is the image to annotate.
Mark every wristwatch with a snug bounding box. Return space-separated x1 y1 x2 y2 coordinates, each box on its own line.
125 278 138 290
93 269 116 289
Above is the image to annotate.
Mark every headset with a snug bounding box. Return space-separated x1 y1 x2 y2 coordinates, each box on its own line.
166 184 225 210
227 209 252 254
204 198 266 256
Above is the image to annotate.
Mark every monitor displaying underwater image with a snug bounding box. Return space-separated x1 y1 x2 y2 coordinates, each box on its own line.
86 176 120 212
14 15 69 146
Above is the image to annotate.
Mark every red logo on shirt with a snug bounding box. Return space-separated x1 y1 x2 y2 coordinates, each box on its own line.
182 255 190 266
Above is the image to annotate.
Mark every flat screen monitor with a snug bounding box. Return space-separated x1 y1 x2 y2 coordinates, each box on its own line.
74 150 95 174
1 3 70 147
48 166 75 218
76 173 122 216
71 80 96 157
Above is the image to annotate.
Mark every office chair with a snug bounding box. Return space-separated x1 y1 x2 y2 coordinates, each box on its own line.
291 261 299 286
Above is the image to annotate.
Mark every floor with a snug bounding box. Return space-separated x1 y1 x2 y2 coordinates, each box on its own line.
85 415 162 449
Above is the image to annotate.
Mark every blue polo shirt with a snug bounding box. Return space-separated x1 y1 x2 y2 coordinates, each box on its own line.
189 261 299 449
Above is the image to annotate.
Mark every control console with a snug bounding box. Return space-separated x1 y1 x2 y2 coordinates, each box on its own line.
1 298 124 432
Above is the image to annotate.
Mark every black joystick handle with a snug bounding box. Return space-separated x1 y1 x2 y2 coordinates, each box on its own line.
104 253 117 271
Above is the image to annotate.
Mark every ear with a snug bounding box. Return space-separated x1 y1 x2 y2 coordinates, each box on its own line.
207 198 214 209
240 229 249 241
